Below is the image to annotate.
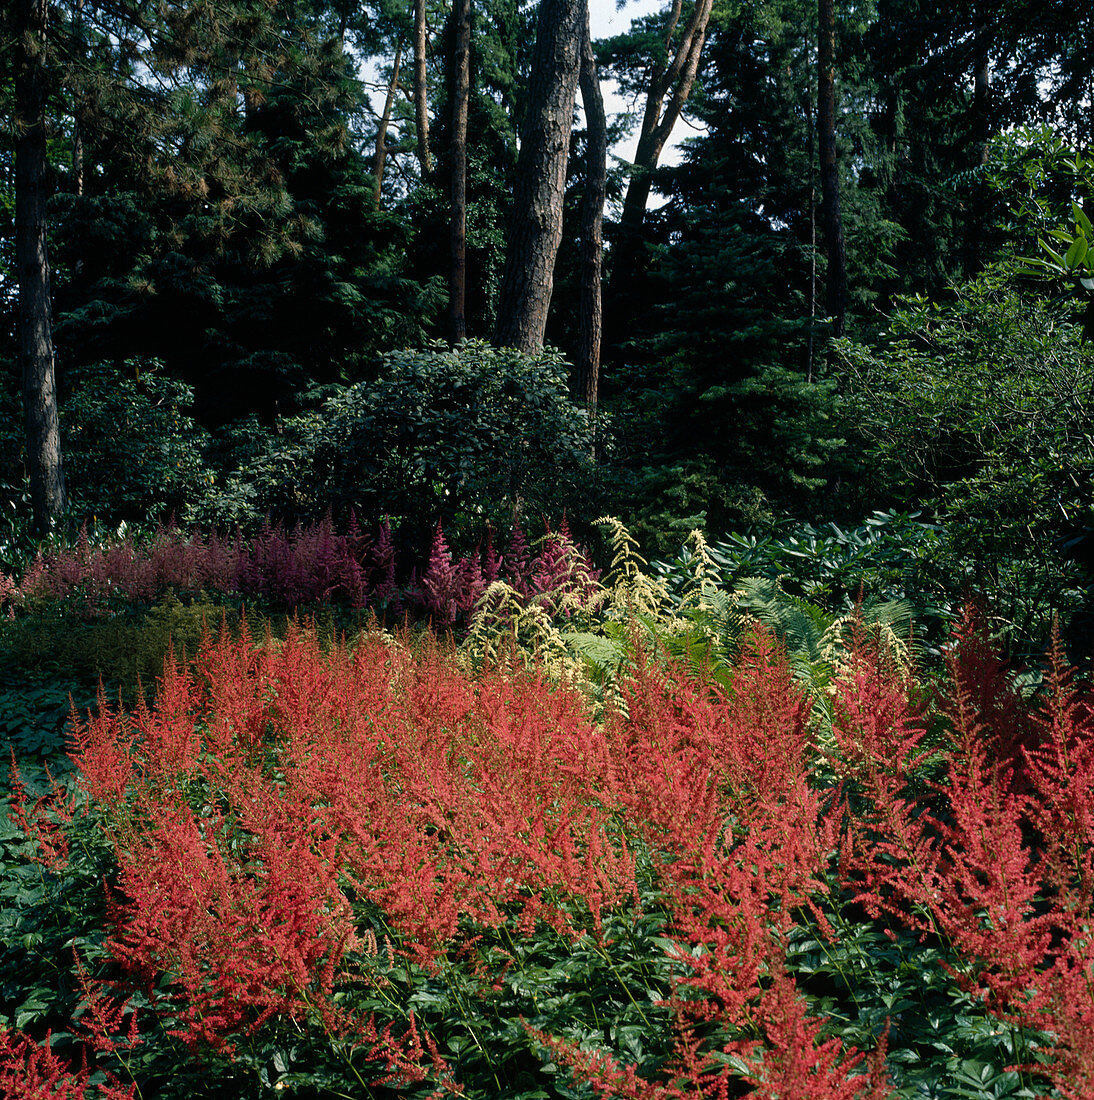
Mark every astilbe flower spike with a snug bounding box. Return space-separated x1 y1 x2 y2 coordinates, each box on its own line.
0 1030 136 1100
832 609 1094 1096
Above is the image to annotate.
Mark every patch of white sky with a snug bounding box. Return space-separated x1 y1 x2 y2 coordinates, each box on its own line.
358 0 699 202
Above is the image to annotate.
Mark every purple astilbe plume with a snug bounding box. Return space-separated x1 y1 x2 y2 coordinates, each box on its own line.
530 524 600 614
342 510 373 608
455 551 486 615
504 519 533 597
481 524 502 586
370 518 398 609
419 523 461 626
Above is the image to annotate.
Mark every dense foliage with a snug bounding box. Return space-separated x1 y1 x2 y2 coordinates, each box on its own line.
2 590 1091 1098
2 0 1093 1087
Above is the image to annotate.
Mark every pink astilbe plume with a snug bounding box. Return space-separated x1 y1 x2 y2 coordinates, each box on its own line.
419 523 461 625
481 523 502 586
529 524 599 612
370 517 398 607
504 519 533 596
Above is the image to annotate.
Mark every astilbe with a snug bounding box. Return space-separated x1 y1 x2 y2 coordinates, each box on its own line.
0 1030 135 1100
528 521 600 614
504 519 534 597
71 626 638 1066
590 636 890 1097
833 610 1094 1096
63 621 899 1095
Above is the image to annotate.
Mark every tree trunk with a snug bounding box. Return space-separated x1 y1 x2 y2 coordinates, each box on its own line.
817 0 847 338
608 0 712 300
72 0 85 197
493 0 583 352
413 0 433 175
373 42 403 210
15 0 66 535
449 0 471 342
576 3 606 416
962 20 991 278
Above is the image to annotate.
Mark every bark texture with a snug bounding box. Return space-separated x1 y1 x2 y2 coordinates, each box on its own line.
818 0 847 338
15 0 66 534
576 6 606 416
413 0 433 174
493 0 584 352
449 0 471 342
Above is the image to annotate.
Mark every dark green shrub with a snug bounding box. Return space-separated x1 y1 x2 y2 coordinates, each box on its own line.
836 268 1094 656
194 341 600 548
60 359 212 527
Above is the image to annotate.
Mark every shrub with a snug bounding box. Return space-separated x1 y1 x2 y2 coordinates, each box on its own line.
60 360 212 528
194 341 601 548
836 269 1094 655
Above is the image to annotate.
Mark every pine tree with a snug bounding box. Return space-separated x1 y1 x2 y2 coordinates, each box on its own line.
494 0 584 351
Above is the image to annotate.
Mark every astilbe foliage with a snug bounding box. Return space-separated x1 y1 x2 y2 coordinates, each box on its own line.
833 608 1094 1097
44 622 899 1096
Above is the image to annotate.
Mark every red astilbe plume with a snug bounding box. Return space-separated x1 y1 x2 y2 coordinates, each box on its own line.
828 625 946 928
73 623 637 1073
0 1030 135 1100
581 635 888 1097
8 760 77 869
932 627 1094 1096
832 611 1094 1096
734 969 893 1100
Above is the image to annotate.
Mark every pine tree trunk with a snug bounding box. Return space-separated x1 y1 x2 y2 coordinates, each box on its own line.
449 0 471 342
15 0 66 535
962 20 991 278
373 42 403 210
72 0 84 197
817 0 847 339
414 0 433 175
576 5 605 417
606 0 712 324
493 0 583 353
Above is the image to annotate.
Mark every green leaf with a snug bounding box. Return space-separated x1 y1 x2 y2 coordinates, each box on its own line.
1039 239 1067 266
1065 236 1089 268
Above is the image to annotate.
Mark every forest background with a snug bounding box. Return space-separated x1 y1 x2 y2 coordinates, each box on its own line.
3 0 1094 660
9 3 1094 1096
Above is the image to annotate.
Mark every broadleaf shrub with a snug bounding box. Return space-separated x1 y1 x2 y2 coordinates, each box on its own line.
191 341 601 547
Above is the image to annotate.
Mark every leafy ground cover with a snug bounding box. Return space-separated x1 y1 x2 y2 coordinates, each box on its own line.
1 594 1090 1098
